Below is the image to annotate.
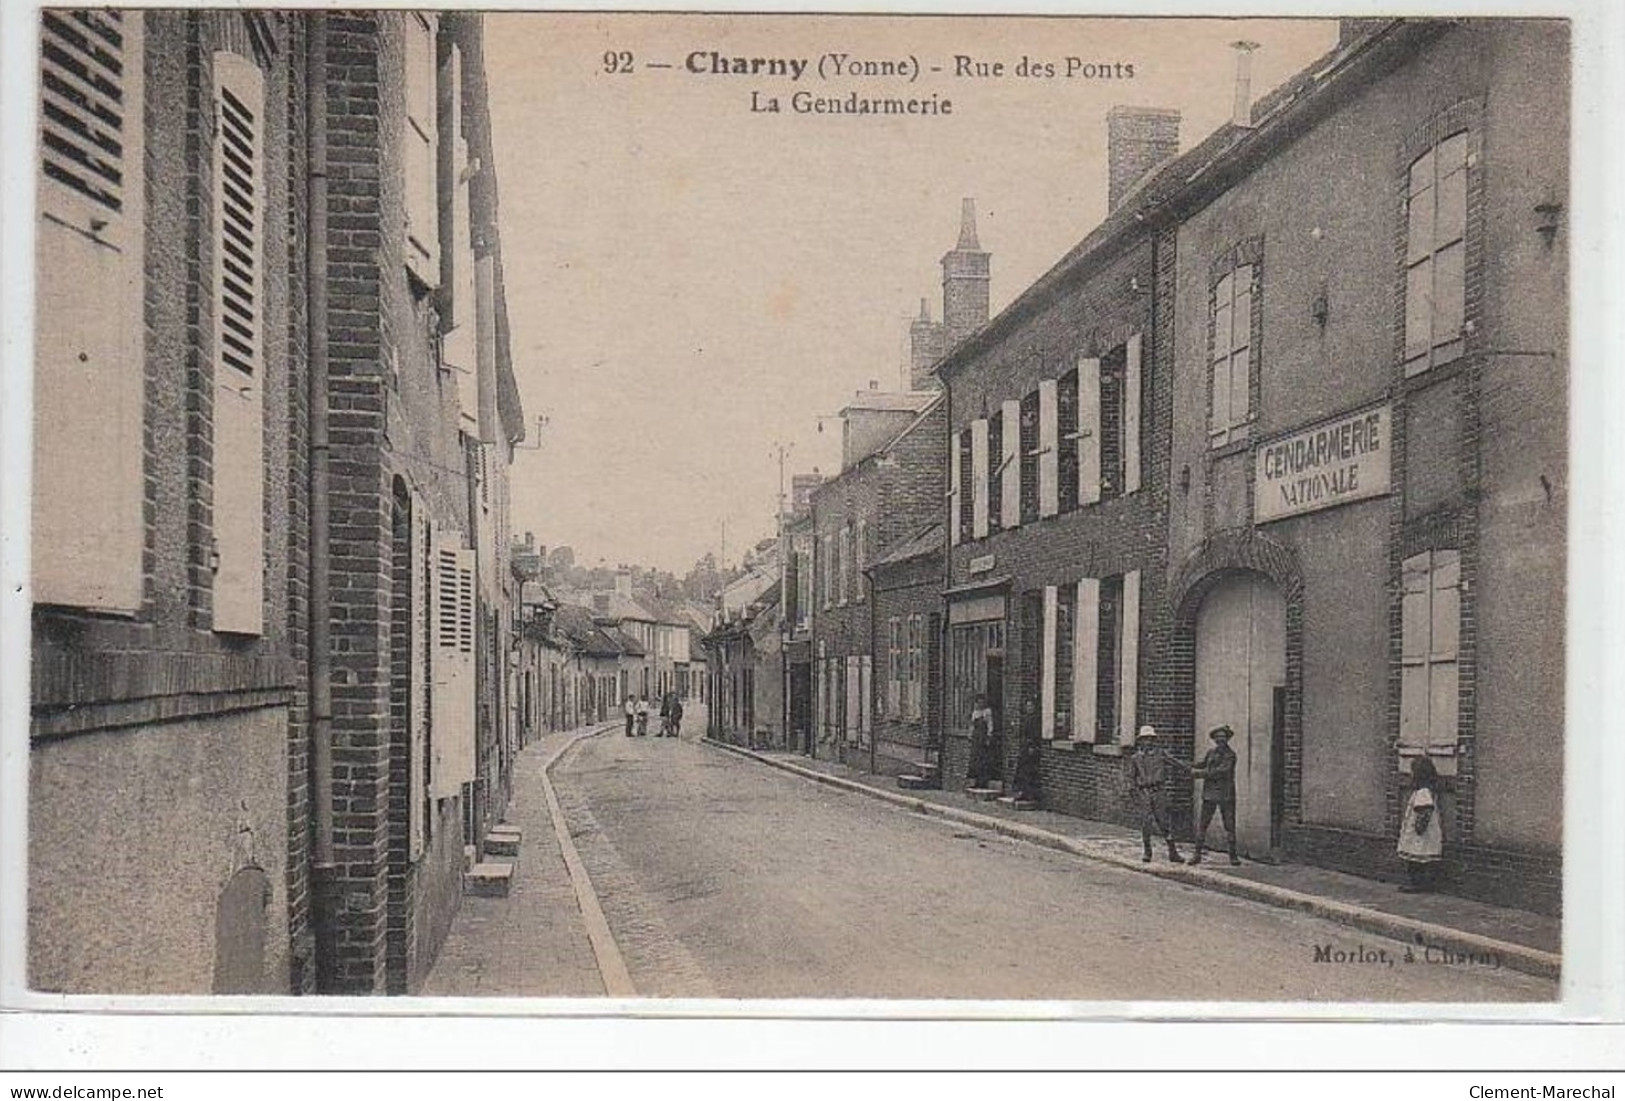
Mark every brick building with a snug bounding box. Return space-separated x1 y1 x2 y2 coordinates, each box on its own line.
312 10 526 992
937 111 1175 815
931 18 1566 912
810 389 946 767
1162 18 1566 910
29 10 312 994
869 524 945 778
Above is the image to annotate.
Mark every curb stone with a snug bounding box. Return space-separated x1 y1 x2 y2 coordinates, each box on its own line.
703 737 1561 983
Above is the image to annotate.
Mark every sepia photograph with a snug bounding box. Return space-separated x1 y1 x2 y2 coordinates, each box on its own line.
7 2 1589 1020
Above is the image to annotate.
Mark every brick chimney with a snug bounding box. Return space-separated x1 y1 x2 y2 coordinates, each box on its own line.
908 297 945 391
1230 41 1260 129
1106 106 1180 212
940 198 990 350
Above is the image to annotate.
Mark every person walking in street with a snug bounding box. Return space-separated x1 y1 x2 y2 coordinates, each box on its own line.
967 693 996 790
667 693 684 738
1189 724 1242 866
1128 725 1186 864
658 692 672 737
1397 755 1444 893
624 694 636 738
636 694 650 737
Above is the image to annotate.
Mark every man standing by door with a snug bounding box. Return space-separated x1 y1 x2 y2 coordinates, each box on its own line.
1189 724 1242 866
1128 726 1186 864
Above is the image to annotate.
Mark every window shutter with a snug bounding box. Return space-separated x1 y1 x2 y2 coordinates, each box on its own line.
404 13 439 286
887 618 901 716
1000 399 1022 530
211 52 266 635
1040 585 1057 739
1123 335 1142 495
432 543 476 796
442 42 478 430
856 519 867 603
860 655 872 738
1429 550 1461 750
1118 569 1141 745
845 656 861 742
1072 578 1100 743
949 431 962 546
1399 551 1432 751
971 418 989 539
1076 356 1102 506
34 11 144 613
1038 378 1059 517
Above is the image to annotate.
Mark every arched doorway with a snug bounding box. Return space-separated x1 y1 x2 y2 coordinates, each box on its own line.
1193 572 1286 858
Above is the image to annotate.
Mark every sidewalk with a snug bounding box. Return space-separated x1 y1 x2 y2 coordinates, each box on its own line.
708 741 1562 981
419 723 613 998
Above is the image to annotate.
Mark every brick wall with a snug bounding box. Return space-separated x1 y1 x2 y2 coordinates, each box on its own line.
941 231 1169 826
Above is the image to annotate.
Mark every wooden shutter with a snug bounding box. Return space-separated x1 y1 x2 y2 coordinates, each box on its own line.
441 42 478 430
1040 586 1058 739
1077 356 1101 506
1072 578 1100 743
949 431 962 546
404 13 439 286
970 418 989 539
844 656 861 742
1429 551 1461 750
1038 378 1059 517
1000 399 1022 530
887 618 901 716
211 52 266 635
34 11 144 612
1123 335 1143 495
860 654 872 738
432 543 476 796
1118 569 1141 745
1399 551 1431 751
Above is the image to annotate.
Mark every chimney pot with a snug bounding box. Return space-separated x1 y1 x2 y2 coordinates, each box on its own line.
1230 40 1260 129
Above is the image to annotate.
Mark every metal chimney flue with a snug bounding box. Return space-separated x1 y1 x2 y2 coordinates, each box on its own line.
1230 40 1260 129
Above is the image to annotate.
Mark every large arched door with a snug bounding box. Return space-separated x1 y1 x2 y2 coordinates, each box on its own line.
1193 573 1285 858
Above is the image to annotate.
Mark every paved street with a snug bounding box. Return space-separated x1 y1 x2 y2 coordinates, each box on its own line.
538 715 1555 1002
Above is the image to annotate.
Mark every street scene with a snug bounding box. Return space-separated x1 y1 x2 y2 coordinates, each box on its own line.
18 12 1570 1005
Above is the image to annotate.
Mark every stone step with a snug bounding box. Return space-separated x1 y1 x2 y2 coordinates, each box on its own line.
483 834 521 858
464 861 514 898
966 786 1002 802
897 774 937 790
996 795 1039 811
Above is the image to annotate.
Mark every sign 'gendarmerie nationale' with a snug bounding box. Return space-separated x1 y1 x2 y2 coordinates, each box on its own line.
1254 404 1391 523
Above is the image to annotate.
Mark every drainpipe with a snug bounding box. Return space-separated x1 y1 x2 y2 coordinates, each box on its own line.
306 14 335 876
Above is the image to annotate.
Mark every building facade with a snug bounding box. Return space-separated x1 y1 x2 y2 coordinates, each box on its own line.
1162 18 1566 909
30 9 311 995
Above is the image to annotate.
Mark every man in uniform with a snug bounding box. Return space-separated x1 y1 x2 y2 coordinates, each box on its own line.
1189 724 1242 865
1128 725 1186 864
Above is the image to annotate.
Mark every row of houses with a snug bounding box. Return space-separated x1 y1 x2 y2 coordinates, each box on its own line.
707 18 1566 914
511 543 711 739
27 10 530 994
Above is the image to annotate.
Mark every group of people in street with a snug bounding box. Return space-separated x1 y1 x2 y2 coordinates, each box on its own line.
964 697 1446 892
624 692 685 739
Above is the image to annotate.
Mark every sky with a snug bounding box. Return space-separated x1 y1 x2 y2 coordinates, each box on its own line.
485 14 1339 574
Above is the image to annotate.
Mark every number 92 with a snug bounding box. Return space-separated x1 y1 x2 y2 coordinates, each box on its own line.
603 50 633 74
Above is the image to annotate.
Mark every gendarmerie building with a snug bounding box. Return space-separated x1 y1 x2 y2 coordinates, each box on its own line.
935 18 1565 912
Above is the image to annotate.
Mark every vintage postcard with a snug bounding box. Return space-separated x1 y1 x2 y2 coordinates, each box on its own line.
5 2 1610 1048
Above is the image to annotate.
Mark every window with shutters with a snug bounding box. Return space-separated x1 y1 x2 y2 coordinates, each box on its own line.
211 51 267 635
403 12 439 288
1019 392 1040 524
1210 263 1256 447
1404 132 1470 375
986 411 1004 532
886 617 902 717
1057 368 1079 512
855 519 867 603
1037 378 1059 518
1094 576 1124 743
1399 549 1461 760
1099 345 1126 499
906 613 926 721
34 10 145 613
970 418 989 539
957 428 975 544
1053 585 1075 738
